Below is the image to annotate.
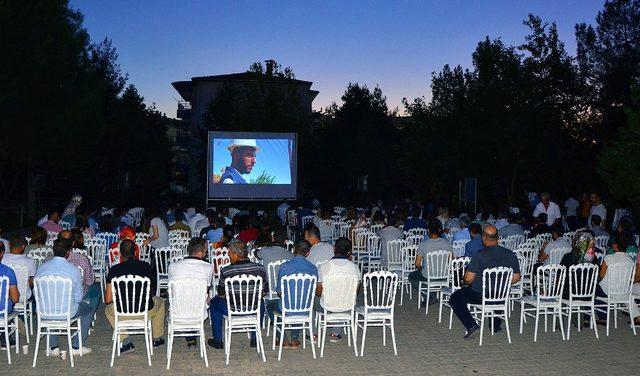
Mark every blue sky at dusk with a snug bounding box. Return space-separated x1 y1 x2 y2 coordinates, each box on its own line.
71 0 604 118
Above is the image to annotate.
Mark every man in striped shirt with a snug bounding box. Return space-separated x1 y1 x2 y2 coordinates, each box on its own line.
208 239 267 349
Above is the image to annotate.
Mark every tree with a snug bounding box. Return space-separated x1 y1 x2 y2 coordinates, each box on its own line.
598 88 640 208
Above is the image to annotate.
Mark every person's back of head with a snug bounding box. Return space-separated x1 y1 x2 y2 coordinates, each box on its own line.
469 222 482 236
507 212 518 224
551 224 564 239
537 213 548 226
228 239 248 260
304 223 321 242
481 209 490 221
293 239 311 257
333 237 352 257
427 219 442 238
206 208 218 224
31 226 47 245
591 215 602 227
187 237 207 258
616 229 636 252
216 216 226 228
459 215 471 229
10 236 27 253
272 230 287 246
57 230 73 242
119 239 136 260
222 225 235 241
53 238 72 258
481 225 499 247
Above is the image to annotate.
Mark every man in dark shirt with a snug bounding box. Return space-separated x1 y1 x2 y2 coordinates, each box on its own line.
528 213 552 238
104 239 165 354
208 239 267 349
449 225 521 339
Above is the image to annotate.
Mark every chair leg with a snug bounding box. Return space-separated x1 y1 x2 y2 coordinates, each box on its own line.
32 324 41 368
479 312 485 346
566 305 572 340
449 307 454 330
201 329 209 368
67 328 74 367
110 329 118 367
591 307 599 339
272 316 277 351
360 321 367 356
320 318 327 358
534 307 540 342
166 329 173 369
145 324 152 366
390 320 398 355
504 310 512 344
4 323 11 365
277 321 285 361
425 288 430 315
257 328 266 363
309 318 316 359
557 307 566 340
438 294 444 323
606 304 610 336
519 302 524 335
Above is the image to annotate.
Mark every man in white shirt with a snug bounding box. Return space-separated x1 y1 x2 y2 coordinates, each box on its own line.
168 237 214 348
277 201 290 224
588 192 606 230
532 192 561 226
538 225 571 266
564 195 580 230
315 237 361 342
305 224 334 267
2 236 37 300
188 207 207 234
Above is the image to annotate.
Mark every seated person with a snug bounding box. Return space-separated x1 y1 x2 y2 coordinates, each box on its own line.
0 242 19 348
409 219 452 296
305 223 334 267
104 239 165 354
464 222 484 258
266 239 317 349
590 215 609 238
449 225 521 339
528 213 551 238
315 237 361 343
109 226 140 264
538 224 571 266
208 239 267 349
256 230 293 267
2 236 36 301
35 238 96 355
497 213 524 238
168 238 214 348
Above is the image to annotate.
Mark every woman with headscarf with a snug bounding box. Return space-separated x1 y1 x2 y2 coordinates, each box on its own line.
109 226 140 264
559 231 599 300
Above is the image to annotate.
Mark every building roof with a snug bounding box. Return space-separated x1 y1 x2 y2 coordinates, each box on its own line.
172 72 314 102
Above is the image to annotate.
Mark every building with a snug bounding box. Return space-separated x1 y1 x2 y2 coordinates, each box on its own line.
171 60 318 194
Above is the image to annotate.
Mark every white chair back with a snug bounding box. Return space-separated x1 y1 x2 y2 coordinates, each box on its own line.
0 276 10 317
168 277 208 322
279 273 317 314
85 237 107 261
536 264 566 299
481 267 513 303
452 239 470 258
425 250 452 282
568 263 599 299
301 216 314 228
401 245 418 275
71 248 88 256
111 275 151 316
405 234 422 247
154 247 181 278
33 275 73 320
604 262 635 298
450 257 471 290
96 232 119 248
169 237 190 255
5 263 29 303
536 233 552 242
224 274 263 314
169 229 190 239
387 239 406 270
370 224 383 234
321 272 358 312
135 232 150 243
362 271 398 311
367 234 381 258
60 221 71 230
128 207 145 227
595 235 609 249
267 260 287 297
548 247 571 265
408 228 427 237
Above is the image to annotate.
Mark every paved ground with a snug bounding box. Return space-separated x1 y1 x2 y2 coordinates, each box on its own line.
2 295 638 376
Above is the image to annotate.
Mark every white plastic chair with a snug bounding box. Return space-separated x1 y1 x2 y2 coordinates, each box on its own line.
417 250 452 314
135 232 150 243
5 263 32 343
128 207 145 227
548 247 571 265
408 228 427 237
386 239 406 274
153 247 180 296
109 275 153 367
264 260 287 336
96 232 119 249
223 274 266 365
32 276 82 367
59 221 71 230
169 237 190 256
27 247 53 267
399 245 417 305
167 278 209 369
468 267 514 346
271 273 317 360
519 264 566 341
404 235 422 247
0 275 19 364
356 271 398 356
595 235 610 249
562 263 599 339
439 257 470 328
316 272 359 358
168 229 190 239
595 262 636 336
363 234 381 273
452 239 470 258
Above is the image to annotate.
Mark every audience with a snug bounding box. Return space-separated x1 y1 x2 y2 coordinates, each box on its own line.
377 216 405 269
528 213 551 238
41 211 64 233
105 239 165 354
0 242 19 348
409 219 452 297
497 213 524 238
464 222 484 258
588 191 606 230
532 192 561 226
453 215 472 241
538 225 571 266
2 236 37 296
256 230 293 267
35 238 96 355
590 215 609 237
24 227 47 255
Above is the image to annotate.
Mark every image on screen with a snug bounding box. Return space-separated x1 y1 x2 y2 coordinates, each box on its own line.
207 132 297 200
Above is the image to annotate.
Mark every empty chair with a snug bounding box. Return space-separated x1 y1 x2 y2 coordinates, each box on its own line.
109 275 153 367
468 267 514 346
563 263 599 339
519 264 567 341
405 235 422 247
439 257 470 328
166 278 209 369
168 229 190 239
417 250 452 314
271 273 317 360
399 245 417 305
32 276 83 367
96 232 119 249
153 247 180 296
386 239 406 274
0 275 19 364
408 228 427 237
223 274 266 364
356 271 398 356
362 234 381 273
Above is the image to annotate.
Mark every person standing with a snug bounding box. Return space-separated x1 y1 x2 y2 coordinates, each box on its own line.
532 193 561 226
588 192 606 230
564 194 580 231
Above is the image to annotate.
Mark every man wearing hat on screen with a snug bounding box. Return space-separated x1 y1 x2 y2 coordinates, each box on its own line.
218 139 260 184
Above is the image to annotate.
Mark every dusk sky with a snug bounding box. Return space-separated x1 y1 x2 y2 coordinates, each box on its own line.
71 0 604 118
